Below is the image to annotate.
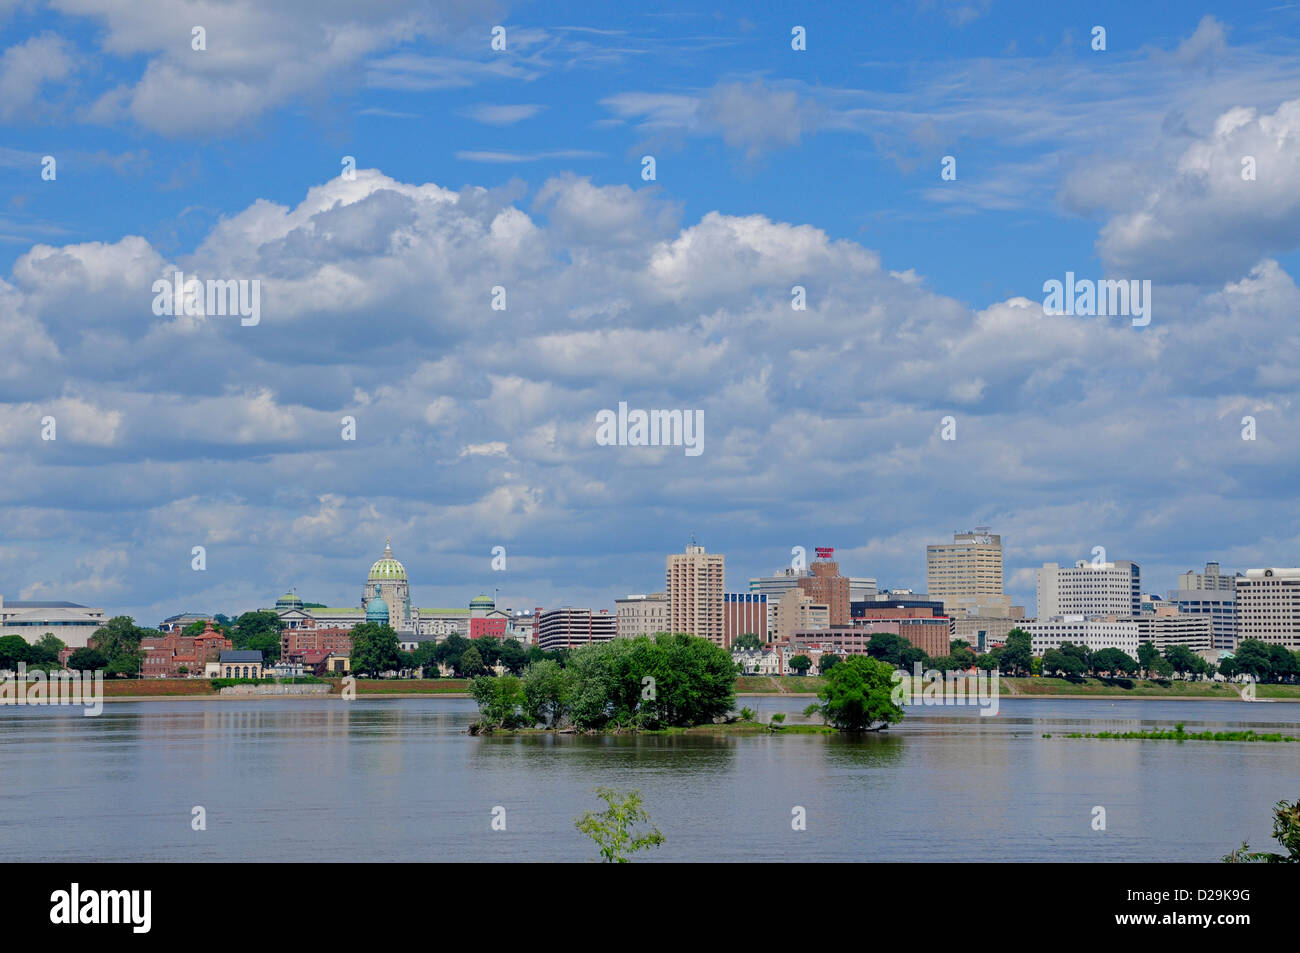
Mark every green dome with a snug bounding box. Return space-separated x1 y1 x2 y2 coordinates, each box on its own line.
368 538 407 582
365 596 390 623
469 593 495 610
276 591 304 609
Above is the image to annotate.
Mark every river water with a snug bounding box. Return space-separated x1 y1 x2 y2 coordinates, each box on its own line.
2 696 1296 862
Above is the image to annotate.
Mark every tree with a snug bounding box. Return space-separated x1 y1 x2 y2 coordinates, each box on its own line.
436 634 471 670
1224 798 1300 863
1041 648 1084 678
349 622 401 676
574 788 665 863
812 655 905 732
231 611 283 663
975 652 1001 671
0 635 31 670
499 638 527 675
1091 647 1138 676
788 654 812 675
35 633 65 659
89 616 148 677
819 652 842 673
460 645 487 677
522 659 574 727
1232 639 1274 682
1164 645 1200 679
475 636 502 668
733 633 763 651
67 647 107 671
999 630 1033 676
1149 656 1174 679
866 633 908 666
1137 640 1160 676
469 674 524 729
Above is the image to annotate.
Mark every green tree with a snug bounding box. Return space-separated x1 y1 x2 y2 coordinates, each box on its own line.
1137 640 1160 676
574 788 665 863
866 632 908 666
733 632 763 651
499 638 528 675
1164 645 1201 679
522 659 574 727
35 633 66 659
819 652 842 673
0 635 31 670
460 645 487 677
1091 647 1139 676
89 616 148 677
811 655 905 732
349 622 401 676
436 634 471 670
975 652 1001 671
469 674 524 729
231 611 283 663
999 630 1033 676
67 647 107 671
788 654 812 675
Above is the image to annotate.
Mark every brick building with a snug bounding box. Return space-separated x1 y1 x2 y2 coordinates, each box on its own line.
141 622 232 677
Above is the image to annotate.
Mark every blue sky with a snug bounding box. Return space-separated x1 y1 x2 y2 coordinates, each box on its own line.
3 0 1300 624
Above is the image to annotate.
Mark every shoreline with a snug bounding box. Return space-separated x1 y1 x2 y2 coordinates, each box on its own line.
79 690 1295 703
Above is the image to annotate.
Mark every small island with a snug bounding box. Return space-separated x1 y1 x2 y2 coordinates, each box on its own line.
466 632 904 734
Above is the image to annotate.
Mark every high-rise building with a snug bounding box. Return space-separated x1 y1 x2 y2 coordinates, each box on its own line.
797 558 850 626
1036 560 1141 619
773 589 829 642
750 567 808 634
926 528 1010 615
536 607 616 652
1179 562 1238 592
666 542 725 646
723 592 767 646
1235 569 1300 650
615 592 669 638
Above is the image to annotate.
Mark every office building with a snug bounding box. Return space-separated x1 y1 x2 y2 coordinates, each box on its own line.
773 590 829 642
615 592 669 638
0 597 107 648
797 557 851 626
723 592 767 646
1166 588 1237 651
1024 617 1140 656
1036 560 1141 619
926 528 1012 616
536 607 616 652
1235 569 1300 650
1179 562 1238 592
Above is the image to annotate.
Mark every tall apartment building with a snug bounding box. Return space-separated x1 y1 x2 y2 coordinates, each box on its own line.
1235 569 1300 650
1036 560 1141 619
798 559 850 626
536 607 616 652
667 542 725 646
926 528 1011 616
1179 562 1238 592
615 592 669 638
723 592 767 646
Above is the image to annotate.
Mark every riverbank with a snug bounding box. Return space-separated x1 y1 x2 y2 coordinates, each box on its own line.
70 674 1300 703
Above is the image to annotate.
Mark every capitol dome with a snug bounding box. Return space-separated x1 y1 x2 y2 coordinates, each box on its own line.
368 538 407 582
469 593 495 611
366 596 390 624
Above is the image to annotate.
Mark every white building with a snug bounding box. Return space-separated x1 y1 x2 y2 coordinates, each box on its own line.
1135 612 1214 654
1166 588 1236 651
1024 616 1140 656
0 597 107 648
667 543 725 646
615 592 669 638
1036 560 1141 619
1178 562 1238 592
1235 568 1300 650
732 648 781 676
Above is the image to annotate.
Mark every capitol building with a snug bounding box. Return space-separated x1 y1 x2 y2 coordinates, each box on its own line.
270 538 511 643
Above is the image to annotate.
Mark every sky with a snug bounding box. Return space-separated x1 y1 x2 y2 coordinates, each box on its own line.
3 0 1300 625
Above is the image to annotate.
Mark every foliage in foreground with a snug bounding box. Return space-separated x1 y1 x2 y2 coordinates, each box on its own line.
574 788 664 863
1223 799 1300 863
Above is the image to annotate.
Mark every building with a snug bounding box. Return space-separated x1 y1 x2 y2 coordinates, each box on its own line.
926 528 1012 616
218 650 264 679
723 592 767 646
504 610 536 646
158 613 214 634
1166 587 1237 651
732 648 782 676
363 538 412 631
1036 560 1141 619
615 592 669 638
787 615 952 665
1023 617 1140 656
797 556 851 626
848 578 878 602
952 615 1031 653
536 608 616 652
1179 562 1239 592
1235 568 1300 650
666 542 725 646
141 622 232 677
773 589 829 642
1134 611 1214 655
468 593 508 639
749 568 808 635
0 597 108 648
282 625 352 660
